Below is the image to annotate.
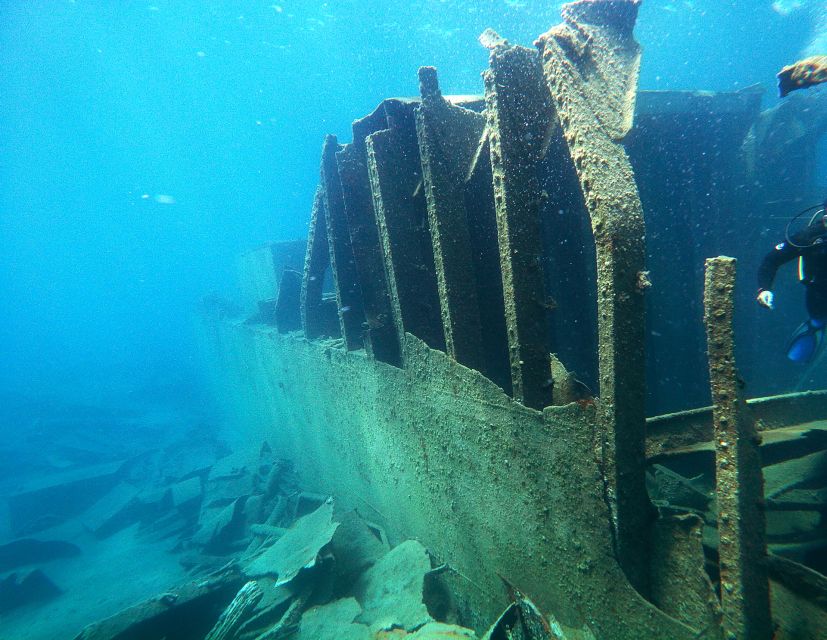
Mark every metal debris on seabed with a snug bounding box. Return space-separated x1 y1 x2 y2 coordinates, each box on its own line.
482 577 572 640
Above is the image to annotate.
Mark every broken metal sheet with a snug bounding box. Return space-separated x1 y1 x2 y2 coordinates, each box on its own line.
80 481 141 538
202 454 257 508
548 354 591 406
291 491 330 520
192 496 247 553
329 510 389 579
482 604 528 640
0 537 81 572
205 580 263 640
650 515 722 634
482 582 569 640
0 569 62 614
244 493 265 527
72 567 245 640
353 539 434 633
298 597 370 640
171 476 203 509
245 498 339 586
138 510 189 543
134 436 221 489
507 580 568 640
7 460 125 537
376 623 478 639
647 465 711 514
251 583 312 640
235 576 294 637
401 623 479 639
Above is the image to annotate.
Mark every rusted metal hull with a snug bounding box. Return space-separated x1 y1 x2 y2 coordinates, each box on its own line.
202 320 698 638
202 2 827 638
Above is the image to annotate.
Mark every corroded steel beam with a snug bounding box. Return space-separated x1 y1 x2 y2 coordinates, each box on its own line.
415 67 487 374
484 44 553 410
366 102 445 354
337 140 402 367
703 256 772 640
320 135 366 350
536 0 653 594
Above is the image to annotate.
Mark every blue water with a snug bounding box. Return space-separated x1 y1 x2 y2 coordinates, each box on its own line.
0 0 817 407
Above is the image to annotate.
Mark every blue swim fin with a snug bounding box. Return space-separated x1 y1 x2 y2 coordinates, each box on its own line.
786 319 825 363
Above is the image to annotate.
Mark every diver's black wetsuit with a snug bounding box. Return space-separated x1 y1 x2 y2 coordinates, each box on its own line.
758 223 827 320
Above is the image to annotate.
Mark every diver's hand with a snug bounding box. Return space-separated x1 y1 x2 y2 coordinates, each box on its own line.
757 290 774 309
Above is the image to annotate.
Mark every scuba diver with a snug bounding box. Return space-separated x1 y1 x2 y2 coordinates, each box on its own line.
757 201 827 363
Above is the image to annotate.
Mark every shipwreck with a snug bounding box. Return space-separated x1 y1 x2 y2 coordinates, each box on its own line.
197 1 827 638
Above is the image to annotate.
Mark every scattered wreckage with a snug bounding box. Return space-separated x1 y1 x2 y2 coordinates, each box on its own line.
72 487 565 640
